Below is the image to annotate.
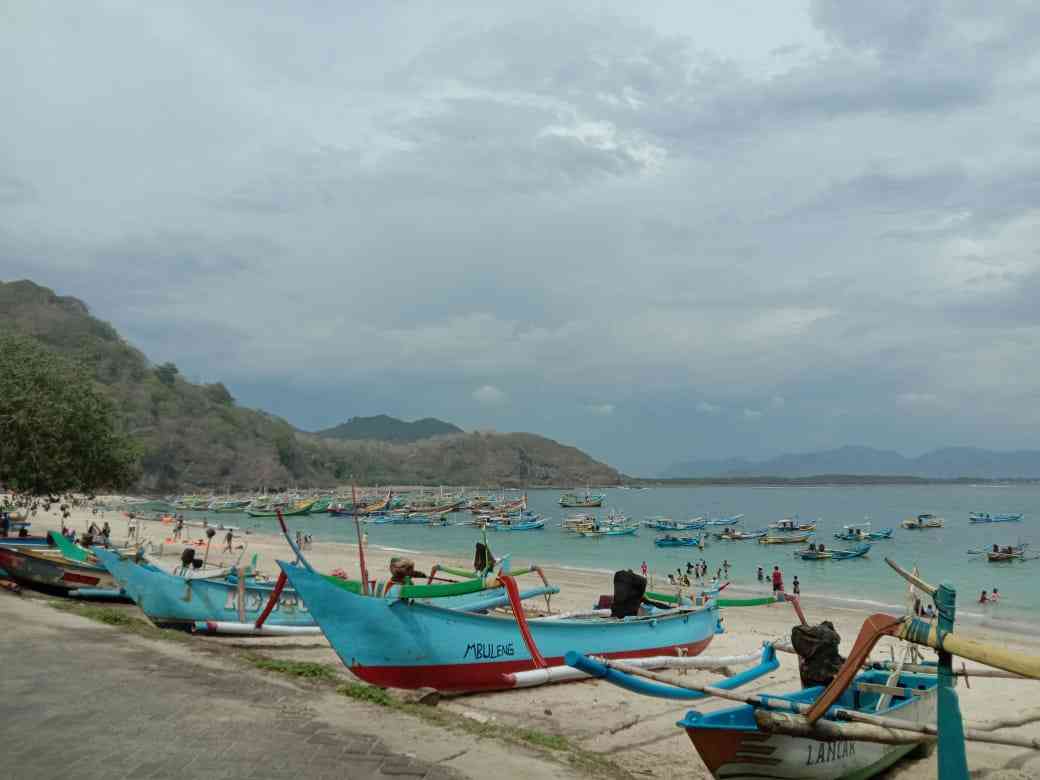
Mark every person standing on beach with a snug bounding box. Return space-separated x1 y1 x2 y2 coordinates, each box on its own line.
771 566 784 594
224 529 234 552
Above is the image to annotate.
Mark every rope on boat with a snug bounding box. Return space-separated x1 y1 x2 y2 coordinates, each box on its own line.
499 574 547 669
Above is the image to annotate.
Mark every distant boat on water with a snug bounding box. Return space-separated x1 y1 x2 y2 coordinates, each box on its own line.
901 513 943 530
969 512 1023 524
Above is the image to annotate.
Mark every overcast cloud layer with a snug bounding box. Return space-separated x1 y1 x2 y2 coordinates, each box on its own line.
4 1 1040 475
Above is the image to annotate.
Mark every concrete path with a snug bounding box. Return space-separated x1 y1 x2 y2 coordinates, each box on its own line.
0 594 584 780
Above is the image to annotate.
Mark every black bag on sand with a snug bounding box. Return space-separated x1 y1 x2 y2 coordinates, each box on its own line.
611 570 647 618
792 620 845 688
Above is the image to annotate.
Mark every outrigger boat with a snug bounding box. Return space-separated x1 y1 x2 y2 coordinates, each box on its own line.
567 558 1040 780
644 516 705 531
770 516 817 532
559 490 605 508
277 517 721 691
834 522 894 541
901 513 943 530
578 524 638 538
0 541 119 592
969 512 1023 524
703 514 745 526
655 534 703 548
798 542 871 560
983 544 1031 562
759 532 814 545
715 528 767 541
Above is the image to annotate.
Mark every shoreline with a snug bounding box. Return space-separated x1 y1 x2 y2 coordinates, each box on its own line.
51 504 1040 643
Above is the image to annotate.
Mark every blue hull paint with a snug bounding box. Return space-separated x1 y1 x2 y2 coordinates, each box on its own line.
95 549 315 628
278 561 719 691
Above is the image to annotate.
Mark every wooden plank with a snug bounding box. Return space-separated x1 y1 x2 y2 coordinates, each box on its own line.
856 682 924 697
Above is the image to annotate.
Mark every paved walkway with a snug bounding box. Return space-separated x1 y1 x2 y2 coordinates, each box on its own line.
0 596 475 780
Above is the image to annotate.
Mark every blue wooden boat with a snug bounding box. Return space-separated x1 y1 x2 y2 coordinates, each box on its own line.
489 518 545 531
798 542 871 560
574 526 636 536
834 522 894 541
969 512 1023 524
655 535 702 548
278 561 721 691
94 548 317 629
644 517 705 531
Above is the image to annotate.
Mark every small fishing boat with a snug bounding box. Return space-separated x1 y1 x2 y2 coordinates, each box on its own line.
95 548 318 630
797 542 871 560
561 514 597 532
578 524 638 538
703 514 745 526
644 516 705 531
0 544 119 592
489 518 545 531
759 532 813 545
984 544 1030 562
901 513 943 530
280 561 722 691
834 522 894 541
559 490 605 508
969 512 1023 524
715 528 767 541
655 535 703 548
769 517 816 532
247 499 314 518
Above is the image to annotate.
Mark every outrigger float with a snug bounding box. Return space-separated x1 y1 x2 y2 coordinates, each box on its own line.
568 558 1040 780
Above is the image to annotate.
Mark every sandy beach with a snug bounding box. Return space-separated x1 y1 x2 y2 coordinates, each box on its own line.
14 501 1040 779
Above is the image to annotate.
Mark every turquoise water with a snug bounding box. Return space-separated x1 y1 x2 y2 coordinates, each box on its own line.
173 484 1039 627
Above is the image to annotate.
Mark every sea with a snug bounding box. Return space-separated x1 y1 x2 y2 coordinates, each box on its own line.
164 484 1040 632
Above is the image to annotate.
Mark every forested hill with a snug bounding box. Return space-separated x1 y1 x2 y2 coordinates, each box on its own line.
0 280 620 490
317 415 462 442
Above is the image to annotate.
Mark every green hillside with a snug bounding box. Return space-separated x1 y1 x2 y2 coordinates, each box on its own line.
0 280 620 490
317 414 463 443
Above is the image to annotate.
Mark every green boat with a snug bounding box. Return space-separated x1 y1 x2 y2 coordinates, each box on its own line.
308 497 332 514
246 499 314 518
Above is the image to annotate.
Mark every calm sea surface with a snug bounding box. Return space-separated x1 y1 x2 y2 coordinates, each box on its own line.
180 484 1040 628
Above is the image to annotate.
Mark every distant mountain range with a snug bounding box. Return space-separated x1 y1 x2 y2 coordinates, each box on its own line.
664 446 1040 480
316 415 462 443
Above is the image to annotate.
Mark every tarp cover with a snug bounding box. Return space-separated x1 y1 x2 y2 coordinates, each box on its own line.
791 620 845 688
611 570 647 618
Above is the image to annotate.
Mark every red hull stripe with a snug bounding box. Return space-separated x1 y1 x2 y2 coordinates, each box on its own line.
350 636 713 691
62 571 102 586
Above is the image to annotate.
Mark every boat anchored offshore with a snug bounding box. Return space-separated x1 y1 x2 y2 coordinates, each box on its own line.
834 522 894 541
969 512 1023 524
798 542 871 560
901 513 943 530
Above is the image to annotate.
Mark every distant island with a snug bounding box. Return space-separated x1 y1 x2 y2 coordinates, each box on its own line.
316 415 463 443
0 279 620 491
665 444 1040 481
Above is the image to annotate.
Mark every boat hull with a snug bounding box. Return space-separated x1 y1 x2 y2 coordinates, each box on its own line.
95 549 315 628
279 562 718 691
683 671 935 780
0 546 116 591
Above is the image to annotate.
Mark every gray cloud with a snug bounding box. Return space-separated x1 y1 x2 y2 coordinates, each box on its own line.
3 2 1040 474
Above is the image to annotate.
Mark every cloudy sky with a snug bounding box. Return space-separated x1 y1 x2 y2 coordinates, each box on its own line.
4 1 1040 475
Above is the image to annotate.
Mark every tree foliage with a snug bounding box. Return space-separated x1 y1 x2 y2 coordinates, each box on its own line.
155 362 179 386
0 332 140 495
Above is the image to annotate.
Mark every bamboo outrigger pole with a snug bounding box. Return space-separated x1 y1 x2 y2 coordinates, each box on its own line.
352 483 370 595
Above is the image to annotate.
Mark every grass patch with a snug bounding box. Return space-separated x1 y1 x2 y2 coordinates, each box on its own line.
337 681 395 705
243 654 338 680
515 728 570 751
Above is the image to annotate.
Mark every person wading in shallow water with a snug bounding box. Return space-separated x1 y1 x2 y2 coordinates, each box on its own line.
792 575 800 596
771 566 784 594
